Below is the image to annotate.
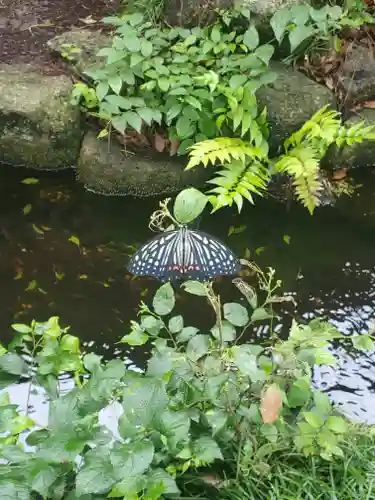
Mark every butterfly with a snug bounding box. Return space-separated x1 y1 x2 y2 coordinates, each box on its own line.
127 225 241 282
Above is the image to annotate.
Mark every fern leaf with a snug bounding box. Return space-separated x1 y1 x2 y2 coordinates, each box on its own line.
275 146 322 214
186 138 267 170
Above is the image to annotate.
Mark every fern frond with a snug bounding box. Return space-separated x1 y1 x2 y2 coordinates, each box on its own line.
335 120 375 147
207 159 269 212
284 105 341 151
275 146 323 214
186 138 268 170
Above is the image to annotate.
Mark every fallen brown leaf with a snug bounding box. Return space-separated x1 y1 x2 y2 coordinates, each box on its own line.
169 138 180 156
260 384 282 424
154 132 166 152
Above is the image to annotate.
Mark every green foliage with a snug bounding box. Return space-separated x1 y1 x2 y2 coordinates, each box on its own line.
270 1 374 58
1 264 375 499
73 11 276 152
185 105 375 214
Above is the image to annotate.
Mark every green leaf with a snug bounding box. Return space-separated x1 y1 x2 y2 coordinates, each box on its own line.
156 409 191 442
229 74 248 88
223 302 249 327
352 334 375 351
158 77 170 92
289 24 315 52
68 235 80 247
288 377 311 408
193 435 223 462
153 283 175 316
270 8 291 43
110 441 154 479
232 345 266 382
122 377 168 428
108 75 123 95
147 353 172 377
176 115 195 139
146 469 180 495
211 24 221 43
211 320 236 342
313 391 331 414
96 81 109 101
173 187 207 224
186 334 210 361
283 234 291 245
22 177 39 184
176 326 199 343
141 40 153 57
0 482 31 500
32 466 59 497
315 350 337 366
124 111 142 132
120 328 149 346
243 25 259 50
206 410 227 435
137 107 155 126
0 353 28 375
123 35 141 52
11 323 31 334
112 114 128 133
76 454 117 495
23 204 32 215
83 352 102 372
168 315 183 333
251 307 272 322
326 416 348 434
141 316 163 335
303 411 324 429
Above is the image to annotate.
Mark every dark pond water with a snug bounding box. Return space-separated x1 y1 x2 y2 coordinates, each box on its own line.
1 165 375 424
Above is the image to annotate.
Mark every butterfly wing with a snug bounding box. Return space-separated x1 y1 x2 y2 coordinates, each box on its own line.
186 229 241 280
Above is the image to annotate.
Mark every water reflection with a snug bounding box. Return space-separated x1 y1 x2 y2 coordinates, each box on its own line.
0 166 375 423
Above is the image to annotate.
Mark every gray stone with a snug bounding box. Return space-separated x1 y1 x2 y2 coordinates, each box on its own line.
256 62 336 153
77 131 212 196
327 109 375 170
339 44 375 105
0 64 82 170
47 29 110 77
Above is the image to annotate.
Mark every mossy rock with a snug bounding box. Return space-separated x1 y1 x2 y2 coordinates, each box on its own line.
77 131 213 196
0 64 82 170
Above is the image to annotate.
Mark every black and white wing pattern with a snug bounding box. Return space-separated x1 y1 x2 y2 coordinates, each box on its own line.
127 227 241 282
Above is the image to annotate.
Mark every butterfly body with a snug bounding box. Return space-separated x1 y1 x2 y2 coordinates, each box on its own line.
127 226 241 282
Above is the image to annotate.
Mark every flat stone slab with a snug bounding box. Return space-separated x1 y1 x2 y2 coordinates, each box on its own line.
0 64 82 169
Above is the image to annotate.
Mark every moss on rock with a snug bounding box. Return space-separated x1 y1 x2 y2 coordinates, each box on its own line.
77 132 212 197
0 64 82 170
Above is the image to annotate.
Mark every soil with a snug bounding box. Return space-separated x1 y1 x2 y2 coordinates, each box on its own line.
0 0 120 72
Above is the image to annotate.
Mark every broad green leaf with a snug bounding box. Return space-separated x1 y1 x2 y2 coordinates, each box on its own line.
153 283 175 316
124 111 142 132
168 315 183 333
173 187 207 224
60 334 80 353
141 39 153 57
108 75 123 95
156 410 190 443
232 345 266 382
122 377 168 428
243 25 259 50
123 35 141 52
352 334 375 351
313 391 331 414
223 302 249 327
211 24 221 43
68 235 80 247
137 107 155 126
32 466 59 497
0 482 31 500
193 435 223 462
0 353 28 375
289 24 315 52
210 320 236 342
76 453 117 495
108 475 147 498
146 469 180 495
186 334 210 361
140 315 163 335
22 204 32 215
181 280 207 296
229 74 248 88
176 326 199 343
83 352 102 372
112 114 128 133
147 353 172 377
96 81 109 101
176 115 195 139
315 350 337 366
205 410 227 435
251 307 272 322
326 416 348 434
110 441 154 479
288 377 311 408
120 328 149 346
317 428 337 448
303 411 324 429
11 323 31 334
270 8 291 42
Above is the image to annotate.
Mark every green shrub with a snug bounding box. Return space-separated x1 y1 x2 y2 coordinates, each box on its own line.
0 262 374 499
